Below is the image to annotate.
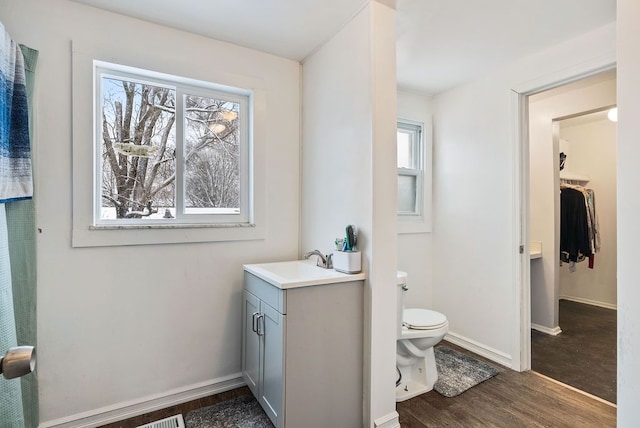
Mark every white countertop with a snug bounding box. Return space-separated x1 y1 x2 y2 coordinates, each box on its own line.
244 259 366 289
530 241 542 260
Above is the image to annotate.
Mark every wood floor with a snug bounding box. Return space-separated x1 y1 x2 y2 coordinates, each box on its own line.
100 341 615 428
531 299 617 403
396 342 615 427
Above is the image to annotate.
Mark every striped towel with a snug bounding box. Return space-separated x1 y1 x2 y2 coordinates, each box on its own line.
0 22 32 203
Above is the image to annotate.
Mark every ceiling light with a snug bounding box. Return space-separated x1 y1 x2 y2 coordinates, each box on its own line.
607 107 618 122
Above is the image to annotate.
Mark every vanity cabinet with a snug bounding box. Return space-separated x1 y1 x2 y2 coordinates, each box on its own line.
242 263 365 428
242 284 284 426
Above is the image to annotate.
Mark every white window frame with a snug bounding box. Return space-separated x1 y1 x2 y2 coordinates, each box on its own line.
94 63 252 227
397 118 432 234
397 120 423 217
71 42 266 247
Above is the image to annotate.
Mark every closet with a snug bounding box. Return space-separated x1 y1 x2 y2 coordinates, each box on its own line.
558 121 616 307
528 70 617 403
529 71 617 333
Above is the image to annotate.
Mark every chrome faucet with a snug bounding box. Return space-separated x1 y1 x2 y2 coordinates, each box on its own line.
304 250 333 269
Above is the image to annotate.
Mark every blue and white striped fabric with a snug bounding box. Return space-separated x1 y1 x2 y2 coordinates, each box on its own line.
0 22 31 203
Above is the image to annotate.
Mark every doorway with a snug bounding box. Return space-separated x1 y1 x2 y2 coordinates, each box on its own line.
525 71 617 403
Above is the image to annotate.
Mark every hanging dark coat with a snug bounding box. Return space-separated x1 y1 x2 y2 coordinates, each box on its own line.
560 187 592 263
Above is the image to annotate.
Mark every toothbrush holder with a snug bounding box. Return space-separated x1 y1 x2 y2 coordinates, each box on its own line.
332 250 362 274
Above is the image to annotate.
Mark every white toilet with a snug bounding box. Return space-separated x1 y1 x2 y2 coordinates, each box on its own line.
396 271 448 402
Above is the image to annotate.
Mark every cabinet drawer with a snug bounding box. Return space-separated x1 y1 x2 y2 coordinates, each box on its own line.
244 271 286 314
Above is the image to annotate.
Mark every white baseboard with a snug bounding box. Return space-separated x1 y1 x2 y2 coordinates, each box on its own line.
444 332 512 369
374 410 400 428
531 323 562 336
559 295 617 310
39 374 245 428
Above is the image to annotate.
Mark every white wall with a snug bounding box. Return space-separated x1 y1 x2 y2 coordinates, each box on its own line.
616 0 640 424
0 0 300 425
529 77 616 329
432 23 615 367
301 2 399 426
397 90 433 309
559 118 617 307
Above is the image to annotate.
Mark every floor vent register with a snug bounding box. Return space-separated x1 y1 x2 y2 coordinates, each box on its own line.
136 414 185 428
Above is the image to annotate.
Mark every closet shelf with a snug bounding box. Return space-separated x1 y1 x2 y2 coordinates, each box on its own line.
560 172 590 183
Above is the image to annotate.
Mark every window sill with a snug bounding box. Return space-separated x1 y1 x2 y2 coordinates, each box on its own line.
73 224 265 247
89 222 256 231
398 218 431 235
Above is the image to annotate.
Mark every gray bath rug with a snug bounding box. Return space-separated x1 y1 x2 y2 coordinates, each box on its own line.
434 345 499 397
185 395 274 428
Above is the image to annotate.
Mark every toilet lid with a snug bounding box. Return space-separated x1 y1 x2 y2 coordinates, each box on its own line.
403 308 447 330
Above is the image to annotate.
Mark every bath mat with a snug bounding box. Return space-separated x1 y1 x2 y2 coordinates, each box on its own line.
185 395 274 428
434 345 499 397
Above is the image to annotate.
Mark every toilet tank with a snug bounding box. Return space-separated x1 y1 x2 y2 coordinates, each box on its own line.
396 271 408 339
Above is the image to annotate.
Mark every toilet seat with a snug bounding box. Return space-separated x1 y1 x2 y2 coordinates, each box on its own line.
403 308 447 330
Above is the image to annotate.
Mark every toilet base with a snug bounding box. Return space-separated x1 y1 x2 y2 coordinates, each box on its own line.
396 378 431 402
395 346 438 402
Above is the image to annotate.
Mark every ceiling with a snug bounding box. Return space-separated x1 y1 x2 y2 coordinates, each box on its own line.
70 0 616 95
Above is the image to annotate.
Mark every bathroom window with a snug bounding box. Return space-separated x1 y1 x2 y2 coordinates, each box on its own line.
397 121 423 216
397 118 432 234
94 62 252 227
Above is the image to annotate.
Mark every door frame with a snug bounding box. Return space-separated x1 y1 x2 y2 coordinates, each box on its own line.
511 57 617 371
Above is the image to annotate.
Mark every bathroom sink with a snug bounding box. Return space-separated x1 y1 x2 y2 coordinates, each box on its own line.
243 259 365 289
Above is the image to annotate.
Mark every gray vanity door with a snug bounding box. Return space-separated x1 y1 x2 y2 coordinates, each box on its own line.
259 301 285 428
242 290 261 396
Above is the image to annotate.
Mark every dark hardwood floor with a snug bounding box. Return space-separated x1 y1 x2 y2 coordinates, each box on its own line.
531 299 616 403
397 342 615 427
100 341 615 428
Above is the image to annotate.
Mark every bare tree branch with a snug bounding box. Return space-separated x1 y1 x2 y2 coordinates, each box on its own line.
153 104 176 114
149 174 176 200
101 193 122 207
124 201 158 218
146 114 175 191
